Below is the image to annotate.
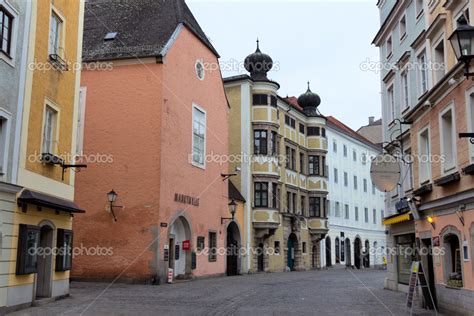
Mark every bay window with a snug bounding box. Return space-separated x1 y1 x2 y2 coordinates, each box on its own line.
254 182 268 207
254 130 268 155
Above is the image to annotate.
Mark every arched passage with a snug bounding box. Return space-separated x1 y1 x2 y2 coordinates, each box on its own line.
168 216 192 278
335 237 340 264
325 236 332 267
373 241 378 266
226 221 241 276
364 240 370 268
345 238 351 267
354 237 362 269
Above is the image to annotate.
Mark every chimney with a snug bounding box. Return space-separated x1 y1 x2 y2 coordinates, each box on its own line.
369 116 375 124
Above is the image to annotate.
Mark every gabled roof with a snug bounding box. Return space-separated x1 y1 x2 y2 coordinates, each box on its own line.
327 116 381 151
82 0 219 62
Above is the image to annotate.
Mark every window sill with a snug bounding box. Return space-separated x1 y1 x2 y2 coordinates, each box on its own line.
0 51 15 68
401 106 411 115
400 33 407 43
191 161 206 170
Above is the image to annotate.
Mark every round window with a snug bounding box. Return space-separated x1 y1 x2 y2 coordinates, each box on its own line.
195 60 205 80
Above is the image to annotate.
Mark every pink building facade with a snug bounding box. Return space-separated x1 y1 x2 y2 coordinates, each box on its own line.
73 0 230 283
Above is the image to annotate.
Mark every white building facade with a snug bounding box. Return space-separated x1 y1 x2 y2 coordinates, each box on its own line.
321 117 386 269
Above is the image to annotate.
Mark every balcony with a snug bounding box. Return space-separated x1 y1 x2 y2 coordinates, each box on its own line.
307 217 329 236
253 209 280 230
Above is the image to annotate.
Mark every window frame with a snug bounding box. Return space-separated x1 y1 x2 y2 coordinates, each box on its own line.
16 224 40 275
0 108 12 179
41 101 60 155
308 155 320 176
465 87 474 163
309 197 321 217
387 82 395 123
400 69 410 111
418 125 432 184
48 6 65 57
399 14 407 41
55 229 73 271
0 4 14 57
208 231 217 262
432 34 446 84
439 103 457 174
253 94 268 106
191 103 206 169
254 129 268 155
254 182 268 208
417 49 429 97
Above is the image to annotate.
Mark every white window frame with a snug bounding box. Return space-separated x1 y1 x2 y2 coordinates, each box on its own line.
403 147 414 192
0 108 11 179
415 0 424 20
400 69 410 111
416 49 429 97
48 6 65 57
432 34 446 84
387 82 395 123
0 0 19 67
41 101 59 155
465 86 474 162
418 125 432 184
399 14 407 41
75 87 87 155
439 103 457 174
453 4 470 28
386 35 393 59
191 103 206 169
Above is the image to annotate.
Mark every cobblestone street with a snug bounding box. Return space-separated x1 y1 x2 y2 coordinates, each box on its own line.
10 267 436 315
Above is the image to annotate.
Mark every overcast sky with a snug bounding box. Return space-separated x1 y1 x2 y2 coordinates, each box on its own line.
187 0 381 130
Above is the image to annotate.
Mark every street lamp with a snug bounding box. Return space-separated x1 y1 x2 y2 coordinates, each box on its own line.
221 199 237 224
107 190 123 222
427 216 436 230
449 24 474 78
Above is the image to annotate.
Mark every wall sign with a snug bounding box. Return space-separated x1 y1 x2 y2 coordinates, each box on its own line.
163 248 169 262
174 193 199 206
182 240 190 250
432 236 440 247
175 245 180 260
160 222 168 228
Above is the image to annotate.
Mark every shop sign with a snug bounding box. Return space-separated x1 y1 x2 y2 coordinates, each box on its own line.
182 240 190 250
432 236 440 247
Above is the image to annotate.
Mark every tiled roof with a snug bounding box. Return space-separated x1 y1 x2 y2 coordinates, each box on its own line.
82 0 219 61
327 116 381 151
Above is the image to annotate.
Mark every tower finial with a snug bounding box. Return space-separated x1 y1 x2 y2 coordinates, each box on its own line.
307 81 311 91
256 38 260 49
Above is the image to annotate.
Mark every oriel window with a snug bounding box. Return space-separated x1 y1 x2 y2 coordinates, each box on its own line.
254 182 268 207
254 130 268 155
309 197 320 217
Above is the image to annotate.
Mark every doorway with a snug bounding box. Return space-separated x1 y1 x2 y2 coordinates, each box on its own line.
364 240 370 268
354 238 362 269
335 237 340 263
257 243 264 272
287 236 295 270
168 216 192 278
325 236 332 267
421 238 437 309
36 225 53 298
226 222 241 276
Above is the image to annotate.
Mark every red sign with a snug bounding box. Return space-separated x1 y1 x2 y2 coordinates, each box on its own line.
182 240 190 250
432 236 440 247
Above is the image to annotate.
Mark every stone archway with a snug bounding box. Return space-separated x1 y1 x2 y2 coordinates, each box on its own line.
441 225 463 287
226 221 241 276
354 237 362 269
325 236 332 267
36 222 54 298
168 216 192 278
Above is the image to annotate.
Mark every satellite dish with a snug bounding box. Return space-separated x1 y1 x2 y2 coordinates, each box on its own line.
370 153 401 192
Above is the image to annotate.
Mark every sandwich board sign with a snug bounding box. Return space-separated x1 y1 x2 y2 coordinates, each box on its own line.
406 261 437 315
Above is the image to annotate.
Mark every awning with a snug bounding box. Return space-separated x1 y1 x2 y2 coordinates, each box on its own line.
17 189 85 213
382 211 412 225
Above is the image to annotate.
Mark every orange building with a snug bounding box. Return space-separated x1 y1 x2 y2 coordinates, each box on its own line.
73 0 230 283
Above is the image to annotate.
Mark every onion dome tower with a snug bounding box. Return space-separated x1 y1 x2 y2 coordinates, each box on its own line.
297 82 321 117
244 39 273 81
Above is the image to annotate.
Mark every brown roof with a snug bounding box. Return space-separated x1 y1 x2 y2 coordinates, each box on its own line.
326 116 381 151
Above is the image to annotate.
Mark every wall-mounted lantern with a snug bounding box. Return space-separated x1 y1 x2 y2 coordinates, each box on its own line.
427 216 436 230
449 24 474 78
107 190 123 222
221 200 237 224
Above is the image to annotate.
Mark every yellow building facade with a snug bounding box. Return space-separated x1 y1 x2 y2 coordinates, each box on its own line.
224 43 329 273
2 0 85 312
